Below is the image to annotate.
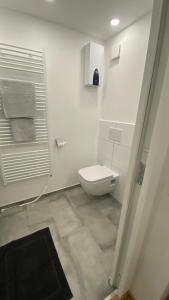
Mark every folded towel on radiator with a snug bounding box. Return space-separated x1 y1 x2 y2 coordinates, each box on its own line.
0 79 35 118
10 118 35 142
0 79 36 142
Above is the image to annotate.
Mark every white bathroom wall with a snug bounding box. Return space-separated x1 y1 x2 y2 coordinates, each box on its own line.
102 13 152 123
0 8 103 207
97 14 152 203
97 120 135 203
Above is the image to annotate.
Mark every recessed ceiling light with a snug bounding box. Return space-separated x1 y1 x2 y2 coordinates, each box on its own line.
111 18 120 26
45 0 55 3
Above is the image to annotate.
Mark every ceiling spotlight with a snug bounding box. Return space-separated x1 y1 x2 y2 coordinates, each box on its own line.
45 0 55 3
111 18 120 26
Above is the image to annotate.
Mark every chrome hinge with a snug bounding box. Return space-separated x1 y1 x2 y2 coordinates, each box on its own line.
137 161 146 186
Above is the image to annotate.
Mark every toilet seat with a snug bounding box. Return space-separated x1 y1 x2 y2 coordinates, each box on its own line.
79 165 118 182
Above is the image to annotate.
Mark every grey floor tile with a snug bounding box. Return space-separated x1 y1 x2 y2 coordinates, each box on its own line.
54 237 73 275
95 196 121 226
108 208 121 226
26 199 51 225
50 196 81 238
95 195 120 215
66 187 91 208
28 218 73 275
66 267 84 300
28 218 57 243
0 187 119 300
103 246 115 276
0 211 29 246
66 227 112 300
28 215 83 300
77 204 117 249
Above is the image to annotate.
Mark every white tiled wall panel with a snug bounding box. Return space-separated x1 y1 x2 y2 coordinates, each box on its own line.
112 144 131 171
97 120 135 203
108 127 122 143
97 140 114 168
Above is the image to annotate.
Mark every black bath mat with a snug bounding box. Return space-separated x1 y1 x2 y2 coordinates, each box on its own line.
0 228 73 300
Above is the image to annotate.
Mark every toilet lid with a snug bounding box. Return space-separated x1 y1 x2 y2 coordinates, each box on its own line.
79 165 118 183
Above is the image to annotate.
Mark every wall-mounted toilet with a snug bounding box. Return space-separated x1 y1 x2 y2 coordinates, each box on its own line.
78 164 119 196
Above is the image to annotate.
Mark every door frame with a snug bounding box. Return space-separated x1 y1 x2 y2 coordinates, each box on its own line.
110 0 167 296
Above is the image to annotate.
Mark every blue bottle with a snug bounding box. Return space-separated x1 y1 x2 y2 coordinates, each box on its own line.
93 68 99 86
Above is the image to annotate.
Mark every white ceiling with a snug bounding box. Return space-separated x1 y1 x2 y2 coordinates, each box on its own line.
0 0 153 40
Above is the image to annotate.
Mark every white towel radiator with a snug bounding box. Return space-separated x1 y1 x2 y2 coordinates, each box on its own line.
0 43 51 184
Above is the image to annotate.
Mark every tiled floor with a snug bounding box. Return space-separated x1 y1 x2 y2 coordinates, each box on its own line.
0 186 121 300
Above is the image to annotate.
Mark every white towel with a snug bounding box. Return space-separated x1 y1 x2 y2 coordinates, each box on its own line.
1 79 35 118
0 79 36 142
10 119 36 142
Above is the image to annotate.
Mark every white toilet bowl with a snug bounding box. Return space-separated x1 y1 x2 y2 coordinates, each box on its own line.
78 164 119 196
